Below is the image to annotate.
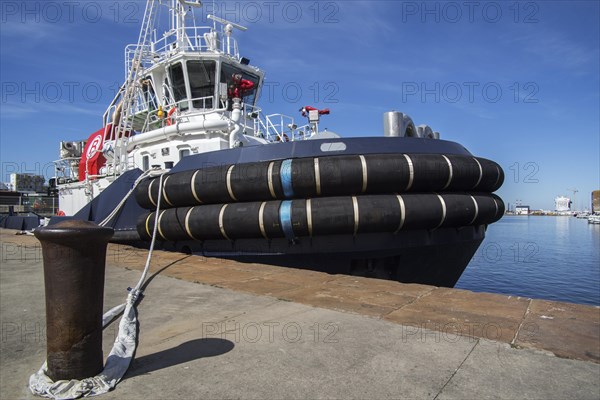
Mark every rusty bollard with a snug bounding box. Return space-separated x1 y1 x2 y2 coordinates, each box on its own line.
34 220 114 381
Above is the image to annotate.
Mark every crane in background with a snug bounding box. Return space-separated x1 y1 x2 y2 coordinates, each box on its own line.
567 188 579 211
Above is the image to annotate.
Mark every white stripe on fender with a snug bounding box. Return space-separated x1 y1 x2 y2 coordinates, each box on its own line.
472 157 483 189
469 196 479 225
258 202 268 239
267 161 276 199
162 175 173 206
306 199 313 237
394 195 406 233
218 204 230 240
191 170 203 204
442 155 453 190
184 207 197 240
314 158 322 196
148 179 156 207
435 194 446 229
359 155 368 193
403 154 414 191
226 165 237 201
352 196 359 236
157 210 167 240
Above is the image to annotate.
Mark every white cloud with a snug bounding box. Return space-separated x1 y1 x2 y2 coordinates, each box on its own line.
1 101 103 119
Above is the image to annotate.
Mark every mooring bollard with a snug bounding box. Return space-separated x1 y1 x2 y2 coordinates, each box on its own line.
34 220 114 381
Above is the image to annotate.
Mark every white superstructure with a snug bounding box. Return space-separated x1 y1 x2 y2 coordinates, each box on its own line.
554 196 571 212
53 0 321 215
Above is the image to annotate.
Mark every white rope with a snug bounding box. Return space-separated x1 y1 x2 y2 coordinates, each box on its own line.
30 173 167 399
133 172 165 293
98 168 163 227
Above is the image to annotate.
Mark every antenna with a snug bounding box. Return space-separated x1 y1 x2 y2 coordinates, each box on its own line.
212 0 216 30
207 14 247 57
207 14 248 34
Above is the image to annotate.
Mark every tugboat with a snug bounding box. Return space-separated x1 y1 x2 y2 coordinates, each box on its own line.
46 0 504 287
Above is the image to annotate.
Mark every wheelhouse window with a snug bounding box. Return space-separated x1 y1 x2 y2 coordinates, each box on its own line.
221 63 260 106
187 60 216 109
142 155 149 171
168 62 188 111
141 76 157 111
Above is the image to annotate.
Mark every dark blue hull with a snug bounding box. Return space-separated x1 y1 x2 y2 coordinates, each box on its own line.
45 137 503 287
159 226 485 287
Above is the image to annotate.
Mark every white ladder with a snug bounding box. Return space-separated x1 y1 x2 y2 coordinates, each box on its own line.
112 0 159 174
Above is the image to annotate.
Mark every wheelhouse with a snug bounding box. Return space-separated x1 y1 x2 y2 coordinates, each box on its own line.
132 55 263 133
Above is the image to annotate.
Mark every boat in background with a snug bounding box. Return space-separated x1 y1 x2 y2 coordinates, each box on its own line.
3 0 505 287
588 215 600 224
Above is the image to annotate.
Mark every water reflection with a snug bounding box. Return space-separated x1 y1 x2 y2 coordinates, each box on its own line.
456 216 600 306
555 216 570 242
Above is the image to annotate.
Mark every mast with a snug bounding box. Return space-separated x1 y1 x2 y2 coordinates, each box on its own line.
108 0 203 174
110 0 160 174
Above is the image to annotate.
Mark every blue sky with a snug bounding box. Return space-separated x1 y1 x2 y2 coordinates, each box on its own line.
1 0 598 210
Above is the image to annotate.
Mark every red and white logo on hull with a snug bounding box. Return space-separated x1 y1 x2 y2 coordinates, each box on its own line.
86 133 103 159
79 126 110 181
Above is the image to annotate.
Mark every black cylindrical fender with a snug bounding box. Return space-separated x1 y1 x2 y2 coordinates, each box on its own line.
137 193 505 242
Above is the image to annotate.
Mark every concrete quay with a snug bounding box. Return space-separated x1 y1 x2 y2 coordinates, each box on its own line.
1 228 599 399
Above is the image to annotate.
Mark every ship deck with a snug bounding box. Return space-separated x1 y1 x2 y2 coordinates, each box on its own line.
1 228 598 399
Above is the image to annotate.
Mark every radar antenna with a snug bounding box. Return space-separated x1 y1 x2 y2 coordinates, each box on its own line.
207 14 248 32
207 14 247 56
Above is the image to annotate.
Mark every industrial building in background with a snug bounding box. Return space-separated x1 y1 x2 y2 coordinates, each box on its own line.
9 173 45 193
593 190 600 214
515 205 530 215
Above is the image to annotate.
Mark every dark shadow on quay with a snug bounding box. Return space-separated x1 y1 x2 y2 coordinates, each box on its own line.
124 338 235 378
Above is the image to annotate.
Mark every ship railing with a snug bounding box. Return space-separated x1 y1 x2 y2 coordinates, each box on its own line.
153 27 239 58
124 45 155 78
235 104 313 142
251 113 299 143
236 103 261 137
151 26 210 54
125 27 238 76
267 114 295 142
53 157 81 185
290 124 313 141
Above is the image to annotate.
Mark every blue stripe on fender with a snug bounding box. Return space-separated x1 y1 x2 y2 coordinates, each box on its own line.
280 159 294 198
279 200 295 240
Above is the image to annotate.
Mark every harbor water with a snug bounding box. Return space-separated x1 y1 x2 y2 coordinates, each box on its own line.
456 215 600 306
